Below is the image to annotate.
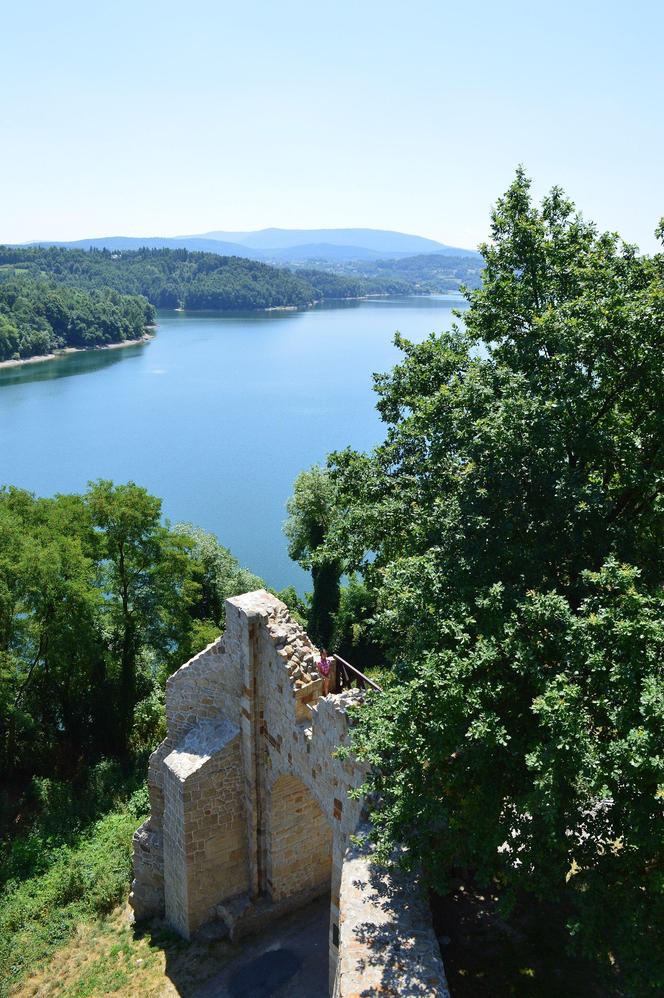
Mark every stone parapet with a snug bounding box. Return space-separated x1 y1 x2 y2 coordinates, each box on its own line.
333 826 449 997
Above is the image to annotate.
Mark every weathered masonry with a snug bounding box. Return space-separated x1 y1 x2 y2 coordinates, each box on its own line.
130 590 449 996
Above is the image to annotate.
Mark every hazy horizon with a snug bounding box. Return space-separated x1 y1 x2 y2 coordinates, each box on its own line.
13 225 476 254
2 0 663 253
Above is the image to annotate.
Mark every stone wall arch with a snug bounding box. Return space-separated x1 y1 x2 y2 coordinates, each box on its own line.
265 772 333 904
265 749 333 835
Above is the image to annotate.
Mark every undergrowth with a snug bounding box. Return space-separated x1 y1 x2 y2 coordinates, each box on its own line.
0 776 148 997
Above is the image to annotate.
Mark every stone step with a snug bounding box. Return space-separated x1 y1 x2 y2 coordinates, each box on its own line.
215 892 275 942
216 885 330 943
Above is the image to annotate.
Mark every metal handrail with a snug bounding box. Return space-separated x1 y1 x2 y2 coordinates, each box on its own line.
332 653 382 693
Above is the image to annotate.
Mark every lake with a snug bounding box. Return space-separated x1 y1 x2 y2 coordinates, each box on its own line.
0 295 467 589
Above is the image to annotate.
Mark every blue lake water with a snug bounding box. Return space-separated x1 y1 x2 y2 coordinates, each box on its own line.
0 295 467 589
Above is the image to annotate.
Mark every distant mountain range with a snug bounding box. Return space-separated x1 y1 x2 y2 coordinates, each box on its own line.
22 227 479 265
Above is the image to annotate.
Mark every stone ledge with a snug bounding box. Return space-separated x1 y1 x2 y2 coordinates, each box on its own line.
216 884 330 942
334 826 450 997
164 718 240 781
226 588 276 620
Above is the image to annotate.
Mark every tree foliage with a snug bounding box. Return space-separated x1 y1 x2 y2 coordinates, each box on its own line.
0 483 261 776
285 466 341 645
0 246 409 313
0 487 261 991
318 171 664 994
0 279 154 361
171 522 263 634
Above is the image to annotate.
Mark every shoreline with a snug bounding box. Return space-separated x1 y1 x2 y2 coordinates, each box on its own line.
0 330 155 371
172 293 405 315
0 292 456 373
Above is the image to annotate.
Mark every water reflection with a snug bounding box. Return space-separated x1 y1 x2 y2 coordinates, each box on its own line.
0 340 148 387
311 293 466 313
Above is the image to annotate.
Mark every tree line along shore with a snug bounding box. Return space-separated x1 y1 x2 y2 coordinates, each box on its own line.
0 245 417 363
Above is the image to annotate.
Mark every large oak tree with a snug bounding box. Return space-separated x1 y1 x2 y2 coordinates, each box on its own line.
318 171 663 994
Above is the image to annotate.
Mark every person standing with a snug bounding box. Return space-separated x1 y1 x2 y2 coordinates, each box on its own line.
317 648 333 696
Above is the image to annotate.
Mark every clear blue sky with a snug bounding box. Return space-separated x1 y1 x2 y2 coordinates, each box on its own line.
2 0 662 251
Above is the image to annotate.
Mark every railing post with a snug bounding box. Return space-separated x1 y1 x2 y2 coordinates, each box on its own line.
331 654 382 693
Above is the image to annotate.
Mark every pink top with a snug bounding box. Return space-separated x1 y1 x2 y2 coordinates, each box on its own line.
318 655 333 677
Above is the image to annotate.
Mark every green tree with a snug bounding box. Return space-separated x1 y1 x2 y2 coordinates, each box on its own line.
285 466 341 646
171 523 263 627
0 489 102 775
330 575 384 669
320 172 664 994
0 482 254 778
0 315 20 359
350 563 664 993
86 481 199 756
0 278 153 362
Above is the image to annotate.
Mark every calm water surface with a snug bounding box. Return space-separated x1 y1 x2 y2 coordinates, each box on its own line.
0 295 467 588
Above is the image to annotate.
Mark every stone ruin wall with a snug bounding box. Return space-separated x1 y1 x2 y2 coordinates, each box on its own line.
334 824 450 997
130 589 448 996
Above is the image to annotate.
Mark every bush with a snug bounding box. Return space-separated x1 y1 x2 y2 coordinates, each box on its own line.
0 792 149 993
0 760 142 888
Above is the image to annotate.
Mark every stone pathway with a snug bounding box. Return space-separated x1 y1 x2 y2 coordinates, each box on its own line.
192 896 330 998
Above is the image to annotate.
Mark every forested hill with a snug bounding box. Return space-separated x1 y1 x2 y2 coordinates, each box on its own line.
366 252 484 291
0 246 412 311
302 252 484 293
0 280 154 362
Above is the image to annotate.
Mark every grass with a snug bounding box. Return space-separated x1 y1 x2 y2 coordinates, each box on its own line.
0 787 148 997
8 907 168 998
0 772 237 998
8 903 236 998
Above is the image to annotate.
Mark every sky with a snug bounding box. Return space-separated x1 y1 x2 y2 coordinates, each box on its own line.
2 0 663 252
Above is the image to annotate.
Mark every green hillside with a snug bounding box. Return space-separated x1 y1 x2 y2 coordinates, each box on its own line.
0 246 412 313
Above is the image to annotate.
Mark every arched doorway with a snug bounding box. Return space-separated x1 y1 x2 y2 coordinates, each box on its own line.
266 772 333 903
